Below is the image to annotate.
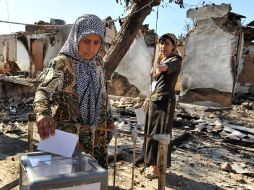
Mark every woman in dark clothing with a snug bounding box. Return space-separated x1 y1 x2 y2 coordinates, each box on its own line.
143 33 182 178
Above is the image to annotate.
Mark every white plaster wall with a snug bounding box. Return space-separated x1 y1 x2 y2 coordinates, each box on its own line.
16 40 30 71
16 28 71 72
181 18 238 95
17 33 49 72
43 35 64 68
115 35 154 96
43 26 71 67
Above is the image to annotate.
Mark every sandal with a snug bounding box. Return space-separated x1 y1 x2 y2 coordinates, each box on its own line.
145 165 160 179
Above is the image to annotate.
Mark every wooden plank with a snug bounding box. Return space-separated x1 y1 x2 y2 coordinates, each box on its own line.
227 124 254 135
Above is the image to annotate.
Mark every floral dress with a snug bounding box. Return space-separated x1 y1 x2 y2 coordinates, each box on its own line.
33 54 113 168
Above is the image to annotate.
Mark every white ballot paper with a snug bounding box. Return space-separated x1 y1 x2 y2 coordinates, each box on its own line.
37 129 78 158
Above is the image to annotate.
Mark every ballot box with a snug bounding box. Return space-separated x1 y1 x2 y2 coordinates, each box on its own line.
19 151 108 190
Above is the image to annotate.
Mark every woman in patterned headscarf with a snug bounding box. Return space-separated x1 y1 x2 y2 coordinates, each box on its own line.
33 14 114 168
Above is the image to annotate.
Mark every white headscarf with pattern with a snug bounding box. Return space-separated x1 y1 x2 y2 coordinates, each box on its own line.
59 14 105 128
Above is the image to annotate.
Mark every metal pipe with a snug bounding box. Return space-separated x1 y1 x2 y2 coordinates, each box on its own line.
27 113 35 152
153 134 171 190
113 128 119 190
131 129 138 190
144 100 153 169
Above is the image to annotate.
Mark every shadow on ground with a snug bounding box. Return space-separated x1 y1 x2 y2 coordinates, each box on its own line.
108 186 126 190
0 132 28 160
166 171 224 190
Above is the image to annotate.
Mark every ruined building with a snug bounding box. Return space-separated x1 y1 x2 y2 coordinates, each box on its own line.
0 18 116 99
1 4 253 106
108 3 254 105
179 3 254 107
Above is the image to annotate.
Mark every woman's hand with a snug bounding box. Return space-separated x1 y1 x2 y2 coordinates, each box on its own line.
158 63 168 72
152 66 160 79
36 115 56 139
152 64 168 78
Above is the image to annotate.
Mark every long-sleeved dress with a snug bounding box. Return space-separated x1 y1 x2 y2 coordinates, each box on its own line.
144 54 182 167
33 54 113 168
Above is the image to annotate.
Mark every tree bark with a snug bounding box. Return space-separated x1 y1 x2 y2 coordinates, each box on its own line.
104 0 160 78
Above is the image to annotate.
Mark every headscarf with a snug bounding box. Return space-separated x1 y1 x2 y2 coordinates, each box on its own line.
159 33 177 46
59 14 105 128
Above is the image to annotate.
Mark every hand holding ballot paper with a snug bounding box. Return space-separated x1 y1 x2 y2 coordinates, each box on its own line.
37 129 78 158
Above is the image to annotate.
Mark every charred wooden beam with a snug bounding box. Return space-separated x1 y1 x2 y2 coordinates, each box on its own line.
0 179 19 190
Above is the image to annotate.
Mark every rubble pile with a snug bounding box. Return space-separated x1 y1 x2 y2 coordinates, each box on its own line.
0 97 33 122
106 97 254 189
109 96 254 148
0 95 254 189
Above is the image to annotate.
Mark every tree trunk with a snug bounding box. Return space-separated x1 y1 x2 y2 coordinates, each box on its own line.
104 0 160 78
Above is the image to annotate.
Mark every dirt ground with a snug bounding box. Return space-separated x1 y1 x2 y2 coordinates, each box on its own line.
0 102 254 190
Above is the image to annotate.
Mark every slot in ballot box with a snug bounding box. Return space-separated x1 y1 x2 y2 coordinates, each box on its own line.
19 151 108 190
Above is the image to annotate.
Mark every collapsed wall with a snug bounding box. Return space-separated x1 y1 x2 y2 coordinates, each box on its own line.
109 26 157 97
180 4 245 107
